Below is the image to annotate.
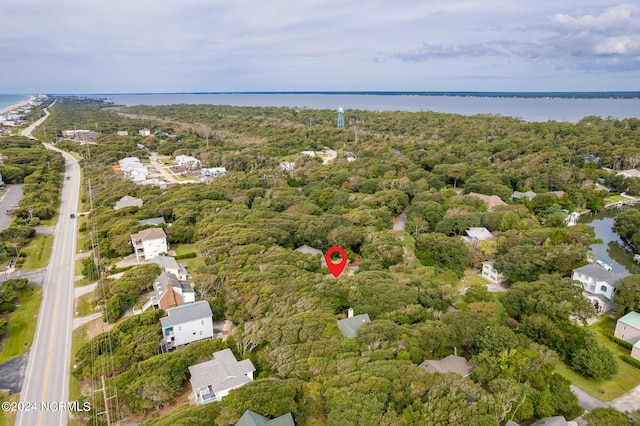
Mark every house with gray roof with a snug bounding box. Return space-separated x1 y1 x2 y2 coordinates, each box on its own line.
160 300 213 351
462 227 493 242
147 255 190 280
150 271 195 310
137 217 166 227
419 355 474 377
572 263 627 314
337 309 370 338
189 348 255 404
294 245 327 268
236 410 295 426
114 195 143 210
614 311 640 361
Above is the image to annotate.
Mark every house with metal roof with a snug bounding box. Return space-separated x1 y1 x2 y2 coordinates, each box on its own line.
188 348 255 404
337 309 370 338
147 256 190 280
614 311 640 361
294 245 327 268
419 355 474 377
150 271 195 310
236 410 296 426
461 227 493 242
114 195 143 210
137 217 166 227
572 263 627 314
160 300 213 351
511 191 537 202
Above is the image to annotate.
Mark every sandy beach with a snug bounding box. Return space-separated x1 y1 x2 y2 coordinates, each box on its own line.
0 95 37 116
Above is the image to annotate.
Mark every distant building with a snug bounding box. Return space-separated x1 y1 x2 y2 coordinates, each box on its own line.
176 155 201 170
300 151 316 157
279 161 296 171
201 167 227 178
118 157 148 183
151 271 195 310
188 349 254 403
117 131 129 136
337 107 344 129
294 245 327 268
511 191 537 202
130 227 168 262
468 192 507 210
572 263 626 314
114 195 143 210
617 169 640 179
161 301 214 351
461 227 493 242
337 309 370 338
481 261 506 284
139 128 151 136
419 355 474 377
137 217 166 227
147 255 190 280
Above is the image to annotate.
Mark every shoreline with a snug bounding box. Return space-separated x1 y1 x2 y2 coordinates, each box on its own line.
0 96 37 116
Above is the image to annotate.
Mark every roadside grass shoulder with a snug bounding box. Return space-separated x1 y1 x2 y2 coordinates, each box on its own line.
554 315 640 401
0 393 19 425
0 286 42 364
19 234 53 270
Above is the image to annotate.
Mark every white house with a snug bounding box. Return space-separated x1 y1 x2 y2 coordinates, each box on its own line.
147 255 190 280
161 301 214 351
461 227 493 242
279 161 296 171
511 191 537 202
201 167 227 178
130 227 168 262
176 155 201 170
481 261 506 284
614 311 640 361
188 348 255 403
117 131 129 136
572 263 626 314
139 128 151 136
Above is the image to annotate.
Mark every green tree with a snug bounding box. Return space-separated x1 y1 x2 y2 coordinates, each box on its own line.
614 275 640 316
415 233 470 277
584 407 631 426
570 345 619 380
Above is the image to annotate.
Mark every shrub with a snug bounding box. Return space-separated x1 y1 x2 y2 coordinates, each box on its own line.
0 302 15 313
609 335 633 350
621 354 640 370
175 252 197 260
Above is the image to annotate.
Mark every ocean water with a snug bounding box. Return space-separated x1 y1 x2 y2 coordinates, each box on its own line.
0 94 32 111
98 92 640 122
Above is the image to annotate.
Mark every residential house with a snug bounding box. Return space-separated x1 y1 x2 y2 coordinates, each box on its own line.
119 157 148 183
161 300 214 351
511 191 537 202
614 311 640 361
481 261 506 284
201 167 227 178
337 308 370 338
461 227 493 242
279 161 296 171
236 410 296 426
419 355 474 377
617 169 640 179
572 263 626 314
139 128 151 136
150 271 195 310
176 155 201 170
114 195 143 210
117 131 129 136
147 255 190 280
130 227 168 262
294 245 327 268
188 348 255 403
468 192 507 210
137 217 166 227
138 178 168 189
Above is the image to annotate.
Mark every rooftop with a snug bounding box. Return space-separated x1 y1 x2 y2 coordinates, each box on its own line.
419 355 474 377
160 300 212 328
154 272 194 296
138 217 166 226
464 227 493 241
618 311 640 330
467 192 507 210
188 349 255 394
236 410 296 426
573 263 626 286
131 227 167 242
337 314 371 338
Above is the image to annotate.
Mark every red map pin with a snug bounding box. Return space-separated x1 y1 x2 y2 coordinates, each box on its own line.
325 246 348 278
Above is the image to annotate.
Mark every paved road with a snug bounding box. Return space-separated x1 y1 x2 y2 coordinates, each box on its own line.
17 103 81 426
0 184 24 232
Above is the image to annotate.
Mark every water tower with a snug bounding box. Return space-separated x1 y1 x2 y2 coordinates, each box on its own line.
337 107 344 129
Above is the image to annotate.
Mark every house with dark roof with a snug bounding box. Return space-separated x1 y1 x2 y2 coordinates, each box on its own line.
130 227 168 262
337 309 370 338
189 349 255 403
235 410 296 426
418 355 474 377
572 263 626 314
160 300 213 351
614 311 640 361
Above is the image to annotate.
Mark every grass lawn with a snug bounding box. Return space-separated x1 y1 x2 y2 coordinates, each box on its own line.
183 256 205 272
0 393 19 425
604 194 628 204
68 319 96 403
0 286 42 364
19 234 54 269
554 316 640 401
171 244 198 257
75 293 95 317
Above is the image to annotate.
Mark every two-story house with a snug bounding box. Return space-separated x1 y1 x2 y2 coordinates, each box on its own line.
188 349 255 403
571 263 626 314
160 300 213 351
130 228 168 262
150 271 195 310
481 261 506 284
175 155 201 170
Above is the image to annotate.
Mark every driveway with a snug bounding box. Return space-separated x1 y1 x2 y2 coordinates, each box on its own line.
571 385 609 412
0 353 29 394
609 384 640 412
0 184 24 232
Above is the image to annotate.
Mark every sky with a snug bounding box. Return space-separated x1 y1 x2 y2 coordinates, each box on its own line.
1 0 639 94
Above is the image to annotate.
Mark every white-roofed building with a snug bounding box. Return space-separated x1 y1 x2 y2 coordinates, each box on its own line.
188 348 255 403
160 301 214 351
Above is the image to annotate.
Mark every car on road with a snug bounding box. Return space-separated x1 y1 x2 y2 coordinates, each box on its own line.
66 176 71 180
70 213 75 219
